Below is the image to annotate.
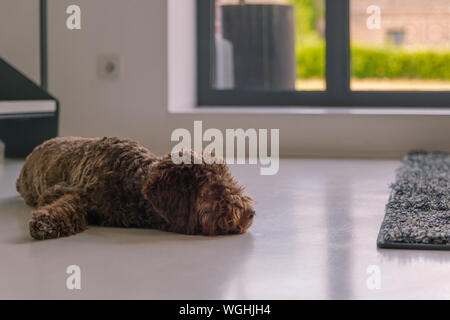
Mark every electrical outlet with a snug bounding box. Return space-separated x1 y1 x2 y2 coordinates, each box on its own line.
97 54 120 79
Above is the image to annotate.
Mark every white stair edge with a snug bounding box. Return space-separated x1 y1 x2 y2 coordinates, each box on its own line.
0 100 56 115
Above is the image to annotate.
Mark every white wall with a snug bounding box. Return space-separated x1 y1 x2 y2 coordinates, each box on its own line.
0 0 40 84
44 0 450 158
48 0 170 154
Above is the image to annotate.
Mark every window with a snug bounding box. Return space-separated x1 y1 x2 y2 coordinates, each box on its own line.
387 30 405 46
197 0 450 107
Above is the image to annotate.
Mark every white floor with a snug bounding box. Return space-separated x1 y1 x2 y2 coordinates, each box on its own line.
1 158 450 300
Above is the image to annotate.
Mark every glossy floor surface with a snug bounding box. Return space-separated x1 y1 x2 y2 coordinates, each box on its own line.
1 158 449 299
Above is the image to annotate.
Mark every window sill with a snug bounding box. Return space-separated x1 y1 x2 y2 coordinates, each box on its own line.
168 106 450 116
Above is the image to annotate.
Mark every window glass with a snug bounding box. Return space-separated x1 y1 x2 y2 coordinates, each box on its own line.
350 0 450 91
214 0 326 91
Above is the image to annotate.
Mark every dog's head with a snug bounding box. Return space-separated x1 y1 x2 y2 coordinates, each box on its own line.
143 150 255 235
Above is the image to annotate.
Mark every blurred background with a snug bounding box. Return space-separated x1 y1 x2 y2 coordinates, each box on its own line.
1 0 450 159
215 0 450 91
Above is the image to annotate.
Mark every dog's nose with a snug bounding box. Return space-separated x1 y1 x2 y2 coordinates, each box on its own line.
244 209 255 220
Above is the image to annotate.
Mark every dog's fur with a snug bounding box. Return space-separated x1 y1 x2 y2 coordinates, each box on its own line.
16 137 255 240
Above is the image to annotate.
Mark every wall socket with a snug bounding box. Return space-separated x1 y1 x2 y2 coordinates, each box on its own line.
97 54 120 79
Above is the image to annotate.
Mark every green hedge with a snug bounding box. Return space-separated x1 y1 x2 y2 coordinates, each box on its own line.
296 44 450 80
296 44 326 79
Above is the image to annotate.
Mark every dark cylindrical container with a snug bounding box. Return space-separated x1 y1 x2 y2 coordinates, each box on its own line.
221 4 296 91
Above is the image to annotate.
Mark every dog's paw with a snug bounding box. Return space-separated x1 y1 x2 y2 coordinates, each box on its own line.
29 211 60 240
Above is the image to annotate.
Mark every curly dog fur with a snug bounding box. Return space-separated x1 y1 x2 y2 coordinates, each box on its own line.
16 137 255 240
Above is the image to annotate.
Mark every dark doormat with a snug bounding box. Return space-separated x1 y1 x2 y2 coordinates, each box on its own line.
377 152 450 250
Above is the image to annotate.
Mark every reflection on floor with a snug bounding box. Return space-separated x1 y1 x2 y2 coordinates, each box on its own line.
1 158 449 299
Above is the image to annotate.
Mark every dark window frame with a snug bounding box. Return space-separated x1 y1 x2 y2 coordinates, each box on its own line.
197 0 450 107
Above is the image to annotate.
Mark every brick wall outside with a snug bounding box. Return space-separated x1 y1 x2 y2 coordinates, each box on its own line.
351 0 450 48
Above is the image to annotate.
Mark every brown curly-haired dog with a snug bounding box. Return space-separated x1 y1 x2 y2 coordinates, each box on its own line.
16 137 255 240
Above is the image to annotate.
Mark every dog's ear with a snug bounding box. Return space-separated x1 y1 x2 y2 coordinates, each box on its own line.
143 150 203 234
